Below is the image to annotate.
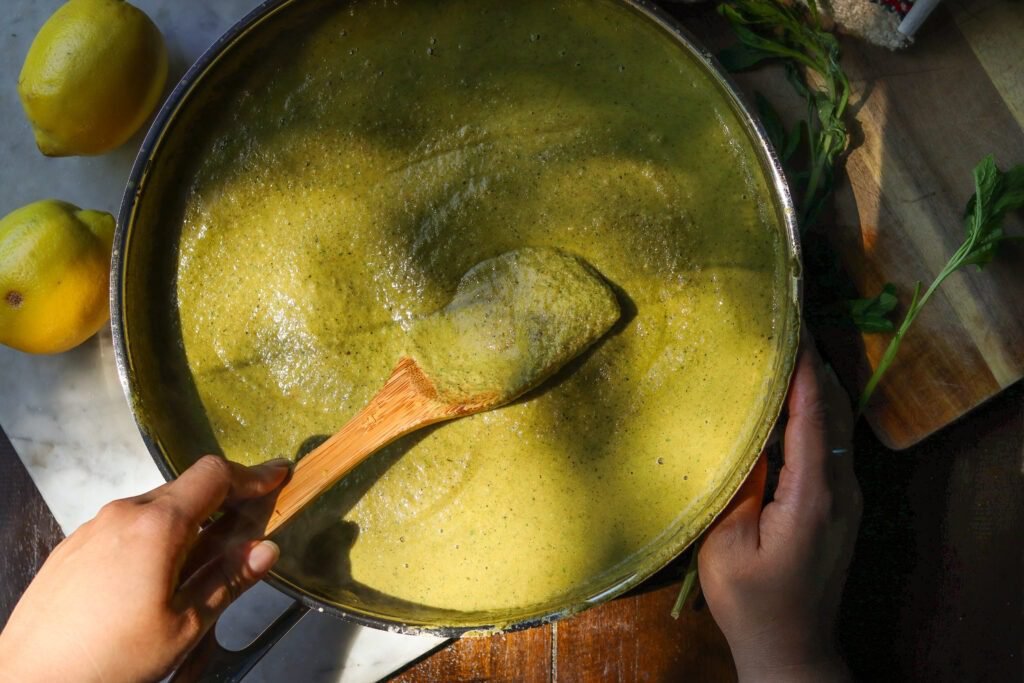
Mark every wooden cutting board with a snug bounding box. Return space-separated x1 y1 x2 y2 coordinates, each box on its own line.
822 0 1024 449
687 0 1024 450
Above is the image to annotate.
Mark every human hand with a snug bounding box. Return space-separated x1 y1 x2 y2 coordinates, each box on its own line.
0 455 290 683
699 335 861 682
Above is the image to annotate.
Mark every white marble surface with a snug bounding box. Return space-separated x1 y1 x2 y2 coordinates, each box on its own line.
0 1 444 680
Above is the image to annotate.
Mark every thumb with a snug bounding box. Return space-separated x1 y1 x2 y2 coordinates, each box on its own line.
174 539 280 637
702 452 767 555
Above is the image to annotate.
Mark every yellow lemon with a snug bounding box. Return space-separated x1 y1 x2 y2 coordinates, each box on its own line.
18 0 167 157
0 200 115 354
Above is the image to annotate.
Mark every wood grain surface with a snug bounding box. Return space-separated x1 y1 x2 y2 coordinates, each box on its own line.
393 621 553 682
552 583 734 683
392 582 735 683
821 0 1024 449
0 428 63 626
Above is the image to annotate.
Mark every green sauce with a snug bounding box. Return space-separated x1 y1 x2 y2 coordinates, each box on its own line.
174 0 791 617
409 247 620 404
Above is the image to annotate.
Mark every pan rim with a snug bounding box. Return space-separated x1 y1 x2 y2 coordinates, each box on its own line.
110 0 801 637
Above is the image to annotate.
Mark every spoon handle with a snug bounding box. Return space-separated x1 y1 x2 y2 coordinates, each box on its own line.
262 357 447 536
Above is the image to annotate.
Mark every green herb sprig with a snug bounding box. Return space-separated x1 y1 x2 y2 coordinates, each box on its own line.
718 1 891 334
718 0 849 231
857 155 1024 412
670 546 700 620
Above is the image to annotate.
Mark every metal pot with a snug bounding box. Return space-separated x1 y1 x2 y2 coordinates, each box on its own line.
111 0 800 677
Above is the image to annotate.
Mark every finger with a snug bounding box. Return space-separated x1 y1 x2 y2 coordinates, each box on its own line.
774 334 833 515
703 452 768 554
179 495 278 581
179 512 248 580
819 361 856 485
223 458 293 505
175 539 280 635
157 456 291 531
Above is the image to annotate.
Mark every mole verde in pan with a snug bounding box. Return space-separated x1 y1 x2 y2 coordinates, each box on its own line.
174 0 792 616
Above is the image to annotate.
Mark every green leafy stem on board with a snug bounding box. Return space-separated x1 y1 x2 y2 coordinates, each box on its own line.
857 156 1024 413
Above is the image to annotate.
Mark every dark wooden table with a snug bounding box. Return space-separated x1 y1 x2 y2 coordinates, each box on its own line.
0 428 63 625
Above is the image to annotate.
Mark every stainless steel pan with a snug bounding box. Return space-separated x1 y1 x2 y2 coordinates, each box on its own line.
111 0 800 677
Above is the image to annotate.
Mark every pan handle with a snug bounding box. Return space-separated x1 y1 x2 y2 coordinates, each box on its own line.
170 600 310 683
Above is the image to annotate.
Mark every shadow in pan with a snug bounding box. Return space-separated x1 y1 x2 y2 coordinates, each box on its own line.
210 428 450 681
273 427 452 622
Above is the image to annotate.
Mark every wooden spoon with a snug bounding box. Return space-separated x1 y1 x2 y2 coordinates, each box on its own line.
261 247 620 536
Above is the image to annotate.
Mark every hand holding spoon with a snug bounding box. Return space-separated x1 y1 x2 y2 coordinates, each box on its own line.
262 247 620 536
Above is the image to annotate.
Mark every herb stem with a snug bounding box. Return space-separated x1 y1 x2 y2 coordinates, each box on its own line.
802 156 827 224
670 547 700 620
856 282 921 414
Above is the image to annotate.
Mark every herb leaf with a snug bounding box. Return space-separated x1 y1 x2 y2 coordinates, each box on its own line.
719 42 775 71
756 92 801 163
847 283 898 333
960 156 1024 269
